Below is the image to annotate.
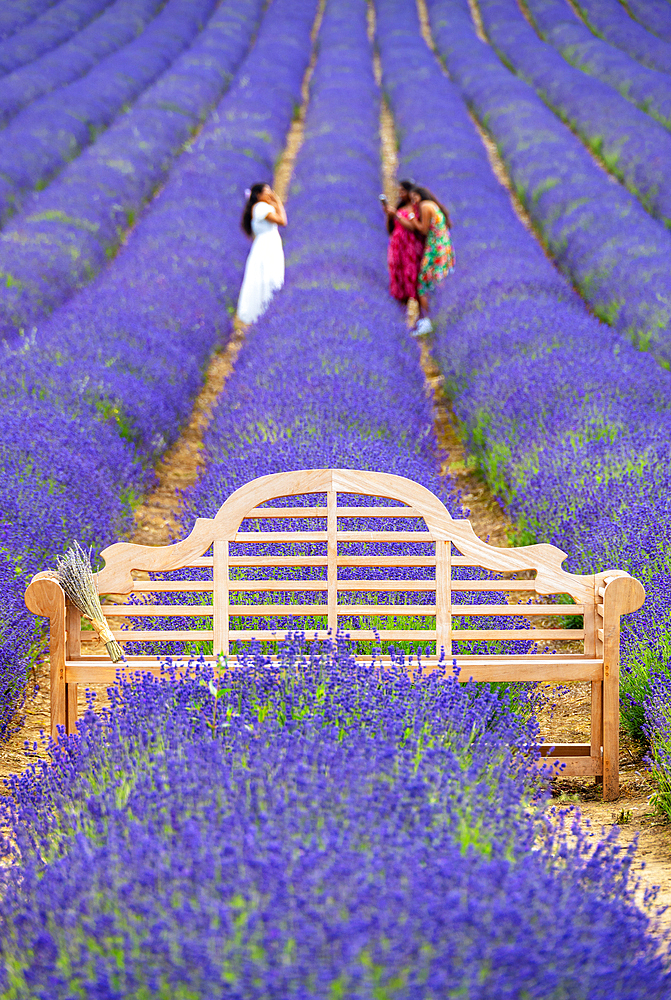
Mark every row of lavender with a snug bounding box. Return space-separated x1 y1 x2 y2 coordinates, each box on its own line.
0 0 317 737
576 0 671 70
0 0 164 126
0 0 111 74
0 0 58 42
377 1 671 784
476 0 671 224
0 0 214 226
1 3 667 992
523 0 671 128
426 0 671 363
0 0 259 340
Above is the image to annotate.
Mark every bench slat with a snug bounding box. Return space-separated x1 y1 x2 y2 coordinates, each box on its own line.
65 658 604 683
231 531 436 542
229 556 328 566
244 506 424 518
336 531 434 542
233 531 327 542
131 582 215 592
125 580 541 594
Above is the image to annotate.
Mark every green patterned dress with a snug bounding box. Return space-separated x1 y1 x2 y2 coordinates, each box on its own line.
417 207 455 296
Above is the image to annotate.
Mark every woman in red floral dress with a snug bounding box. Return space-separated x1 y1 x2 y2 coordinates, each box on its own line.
382 180 425 306
394 185 454 336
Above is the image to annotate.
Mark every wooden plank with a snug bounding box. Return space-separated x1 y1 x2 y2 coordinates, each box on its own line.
233 531 327 542
338 507 418 517
435 539 452 658
66 602 81 660
335 604 435 615
245 506 422 518
213 540 229 657
453 604 584 616
451 580 536 592
327 489 338 635
63 658 602 685
227 629 437 640
451 628 585 640
533 755 602 776
230 580 328 591
591 680 603 760
247 506 327 517
230 605 327 616
89 630 215 641
66 654 603 667
66 683 78 736
102 606 215 616
454 662 601 681
336 531 434 542
537 744 592 757
337 556 435 566
337 580 436 591
602 579 622 801
229 556 328 566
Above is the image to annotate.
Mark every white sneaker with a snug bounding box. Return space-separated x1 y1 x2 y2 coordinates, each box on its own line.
411 317 433 337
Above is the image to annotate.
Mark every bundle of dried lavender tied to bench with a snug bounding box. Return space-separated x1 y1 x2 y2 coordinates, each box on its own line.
54 542 123 663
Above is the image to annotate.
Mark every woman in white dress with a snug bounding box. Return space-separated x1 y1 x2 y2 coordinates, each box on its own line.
237 182 287 324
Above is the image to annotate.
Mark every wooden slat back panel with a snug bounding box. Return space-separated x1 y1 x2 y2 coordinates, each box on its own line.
88 469 598 658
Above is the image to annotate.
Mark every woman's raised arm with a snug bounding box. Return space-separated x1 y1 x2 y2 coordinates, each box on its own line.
266 190 287 226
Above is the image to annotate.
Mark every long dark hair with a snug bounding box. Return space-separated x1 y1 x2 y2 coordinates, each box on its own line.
387 178 415 234
241 182 269 236
412 185 452 229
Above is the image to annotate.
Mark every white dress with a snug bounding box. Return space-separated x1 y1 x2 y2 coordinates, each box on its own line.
236 200 285 323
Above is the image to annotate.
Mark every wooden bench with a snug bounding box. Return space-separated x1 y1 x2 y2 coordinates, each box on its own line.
25 468 644 800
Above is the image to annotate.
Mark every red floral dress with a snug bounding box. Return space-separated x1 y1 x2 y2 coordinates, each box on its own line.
387 207 425 302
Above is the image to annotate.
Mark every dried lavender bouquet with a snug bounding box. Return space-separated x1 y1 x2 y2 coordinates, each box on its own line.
56 542 123 663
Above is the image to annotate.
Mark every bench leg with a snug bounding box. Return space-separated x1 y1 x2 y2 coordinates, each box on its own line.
602 671 619 801
66 684 78 735
49 596 67 741
591 680 603 786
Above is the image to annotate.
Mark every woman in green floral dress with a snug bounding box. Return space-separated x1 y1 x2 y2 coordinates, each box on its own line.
393 185 454 335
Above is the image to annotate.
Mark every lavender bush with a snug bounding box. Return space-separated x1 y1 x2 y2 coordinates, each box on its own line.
643 651 671 819
523 0 671 128
0 0 316 736
477 0 671 224
0 649 667 996
575 0 671 74
0 0 57 42
0 0 111 74
426 0 671 362
0 0 164 126
0 0 220 270
623 0 671 42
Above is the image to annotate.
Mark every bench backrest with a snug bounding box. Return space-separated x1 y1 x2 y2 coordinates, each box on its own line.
85 468 613 661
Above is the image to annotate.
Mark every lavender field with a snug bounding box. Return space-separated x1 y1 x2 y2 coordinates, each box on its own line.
1 0 671 994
